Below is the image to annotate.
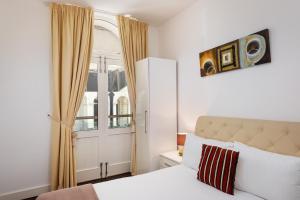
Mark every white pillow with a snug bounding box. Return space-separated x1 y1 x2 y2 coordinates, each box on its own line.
182 133 233 170
234 142 300 200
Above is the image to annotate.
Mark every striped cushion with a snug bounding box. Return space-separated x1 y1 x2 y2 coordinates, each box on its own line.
197 144 239 195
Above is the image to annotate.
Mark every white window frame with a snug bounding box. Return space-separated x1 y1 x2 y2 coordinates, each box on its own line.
76 13 132 138
76 55 132 137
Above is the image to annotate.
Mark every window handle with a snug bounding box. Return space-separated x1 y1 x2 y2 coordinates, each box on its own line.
105 162 108 178
99 56 102 73
100 162 103 179
104 57 107 73
145 110 148 134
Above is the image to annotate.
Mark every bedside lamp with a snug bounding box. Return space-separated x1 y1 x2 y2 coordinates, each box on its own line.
177 132 187 156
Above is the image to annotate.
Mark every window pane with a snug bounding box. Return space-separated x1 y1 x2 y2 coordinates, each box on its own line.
74 63 98 131
107 61 131 129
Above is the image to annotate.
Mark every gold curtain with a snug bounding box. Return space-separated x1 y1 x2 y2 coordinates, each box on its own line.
117 16 148 175
50 3 93 190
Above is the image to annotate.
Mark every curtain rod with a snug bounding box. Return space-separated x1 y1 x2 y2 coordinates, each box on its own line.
44 1 141 21
44 1 118 16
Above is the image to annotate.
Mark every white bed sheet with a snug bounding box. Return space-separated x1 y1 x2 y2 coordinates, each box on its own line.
93 165 262 200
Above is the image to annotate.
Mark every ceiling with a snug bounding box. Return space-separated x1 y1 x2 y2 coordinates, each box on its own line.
52 0 197 25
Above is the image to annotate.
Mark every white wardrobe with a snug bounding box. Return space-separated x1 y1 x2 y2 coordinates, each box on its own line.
136 57 177 174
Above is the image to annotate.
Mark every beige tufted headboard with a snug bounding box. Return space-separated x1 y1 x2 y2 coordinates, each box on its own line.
195 116 300 157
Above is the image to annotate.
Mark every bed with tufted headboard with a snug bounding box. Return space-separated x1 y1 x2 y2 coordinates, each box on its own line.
194 116 300 157
38 115 300 200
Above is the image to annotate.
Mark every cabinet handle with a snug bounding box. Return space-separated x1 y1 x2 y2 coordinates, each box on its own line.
145 110 147 134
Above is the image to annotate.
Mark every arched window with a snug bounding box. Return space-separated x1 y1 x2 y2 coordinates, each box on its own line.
74 15 132 131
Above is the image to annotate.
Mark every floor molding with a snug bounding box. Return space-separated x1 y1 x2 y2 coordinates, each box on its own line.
0 185 50 200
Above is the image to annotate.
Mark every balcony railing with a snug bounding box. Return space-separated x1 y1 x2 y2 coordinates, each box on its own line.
75 114 132 130
76 116 98 120
76 114 132 120
108 114 132 118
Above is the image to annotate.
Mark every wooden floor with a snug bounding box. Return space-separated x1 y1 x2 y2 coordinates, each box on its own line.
78 172 131 185
23 172 131 200
23 197 36 200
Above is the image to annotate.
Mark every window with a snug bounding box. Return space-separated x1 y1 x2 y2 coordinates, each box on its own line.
74 62 99 132
107 63 131 129
74 25 132 132
74 57 132 132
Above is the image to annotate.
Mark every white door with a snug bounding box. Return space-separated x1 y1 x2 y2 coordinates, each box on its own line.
75 56 132 183
136 59 150 174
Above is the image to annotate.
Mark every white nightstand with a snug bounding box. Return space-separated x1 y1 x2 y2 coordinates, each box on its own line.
159 151 183 169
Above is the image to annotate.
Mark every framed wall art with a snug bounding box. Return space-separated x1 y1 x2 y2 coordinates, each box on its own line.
199 29 271 77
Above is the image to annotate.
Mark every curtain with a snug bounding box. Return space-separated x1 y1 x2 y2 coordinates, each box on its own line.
117 16 148 175
50 3 93 190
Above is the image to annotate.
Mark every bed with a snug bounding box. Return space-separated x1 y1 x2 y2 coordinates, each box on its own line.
38 116 300 200
93 165 263 200
93 116 300 200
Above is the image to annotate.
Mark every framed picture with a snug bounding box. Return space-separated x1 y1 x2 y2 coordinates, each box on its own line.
199 48 218 76
199 29 271 77
239 29 271 68
217 40 240 73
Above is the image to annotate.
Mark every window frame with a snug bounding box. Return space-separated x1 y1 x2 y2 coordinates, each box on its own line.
75 55 132 136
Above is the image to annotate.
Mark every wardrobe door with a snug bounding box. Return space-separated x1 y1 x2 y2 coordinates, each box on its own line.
136 59 150 174
148 58 177 170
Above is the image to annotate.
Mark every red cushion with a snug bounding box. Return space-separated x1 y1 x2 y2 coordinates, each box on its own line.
197 144 239 195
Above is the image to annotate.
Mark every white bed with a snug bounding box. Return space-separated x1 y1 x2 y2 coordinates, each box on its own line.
93 116 300 200
93 165 263 200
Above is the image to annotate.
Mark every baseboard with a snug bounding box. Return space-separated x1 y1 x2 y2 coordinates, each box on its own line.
108 161 131 176
0 185 50 200
77 167 100 183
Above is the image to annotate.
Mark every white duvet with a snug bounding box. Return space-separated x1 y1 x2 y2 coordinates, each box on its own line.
93 165 262 200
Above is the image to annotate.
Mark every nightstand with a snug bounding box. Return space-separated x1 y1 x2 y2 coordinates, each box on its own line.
159 151 183 169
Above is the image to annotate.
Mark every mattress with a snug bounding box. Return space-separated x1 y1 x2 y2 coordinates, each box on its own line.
93 165 262 200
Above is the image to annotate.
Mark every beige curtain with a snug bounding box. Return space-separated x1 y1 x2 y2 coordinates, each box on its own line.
50 3 93 190
117 16 148 175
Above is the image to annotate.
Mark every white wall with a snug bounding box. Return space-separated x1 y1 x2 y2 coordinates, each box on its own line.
148 26 160 57
158 0 300 131
0 0 51 196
